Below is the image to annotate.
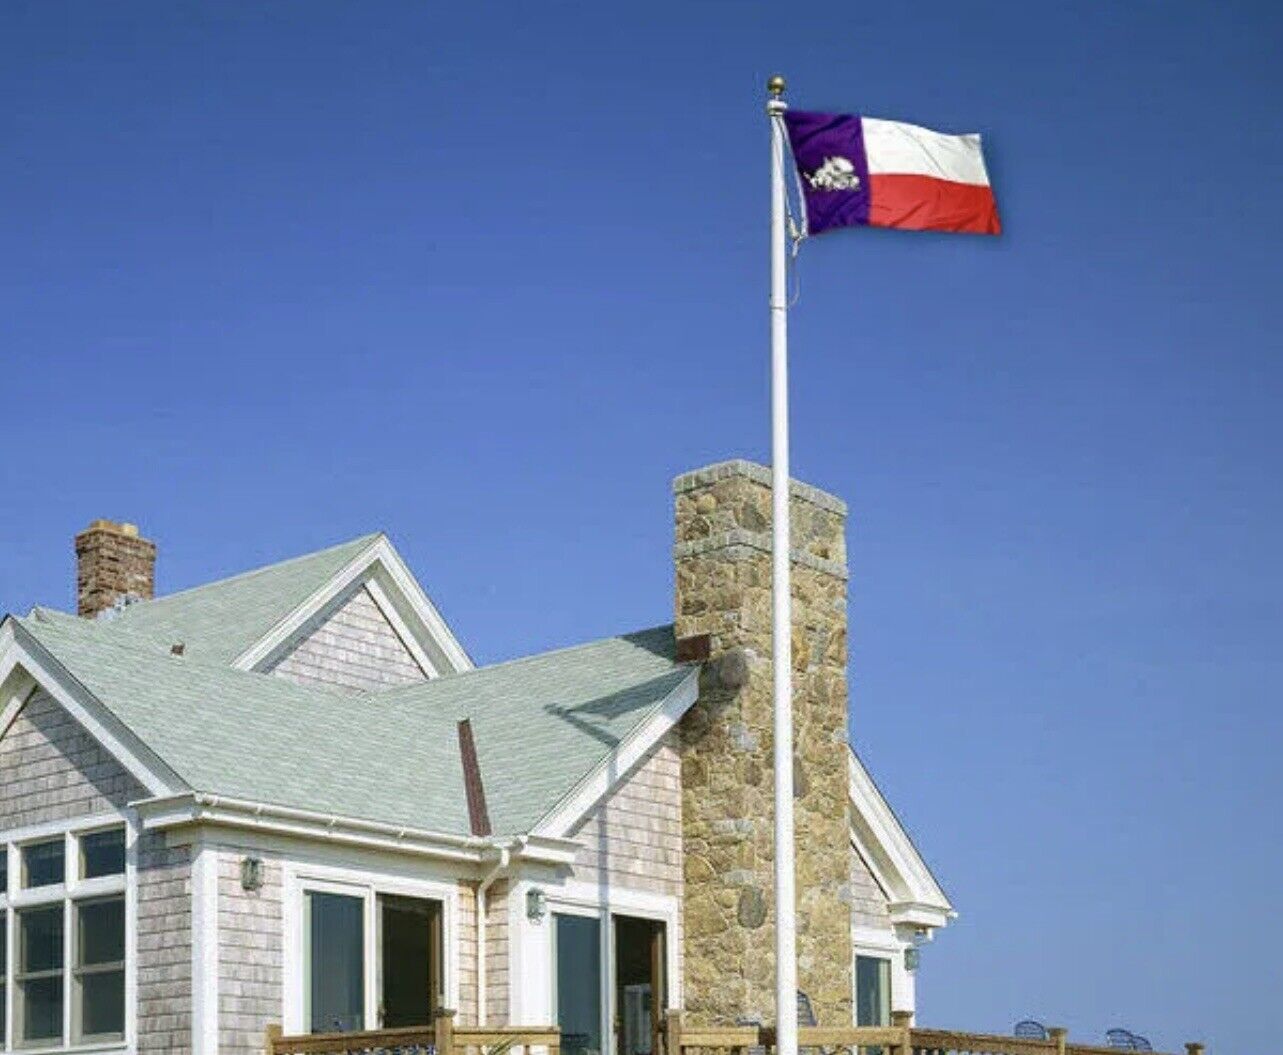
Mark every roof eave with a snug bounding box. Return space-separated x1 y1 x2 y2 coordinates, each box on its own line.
848 747 955 924
133 791 493 863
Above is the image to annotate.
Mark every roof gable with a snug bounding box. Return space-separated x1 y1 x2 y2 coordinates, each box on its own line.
848 747 954 929
102 534 381 664
79 533 471 680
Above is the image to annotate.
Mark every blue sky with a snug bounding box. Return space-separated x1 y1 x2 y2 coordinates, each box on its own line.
2 2 1280 1051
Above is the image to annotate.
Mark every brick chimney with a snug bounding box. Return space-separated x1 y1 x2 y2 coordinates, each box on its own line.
75 520 156 618
674 460 853 1027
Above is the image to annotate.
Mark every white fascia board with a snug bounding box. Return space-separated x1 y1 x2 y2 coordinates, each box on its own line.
513 834 582 868
1 620 185 798
133 791 493 864
232 534 473 676
532 667 700 840
368 536 474 673
848 748 955 925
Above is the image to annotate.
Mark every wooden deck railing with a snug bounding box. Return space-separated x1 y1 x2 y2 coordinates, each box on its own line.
264 1013 560 1055
663 1012 1205 1055
265 1010 1205 1055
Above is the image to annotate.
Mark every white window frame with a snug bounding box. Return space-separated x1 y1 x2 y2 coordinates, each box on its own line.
282 861 458 1035
0 813 136 1055
541 882 679 1055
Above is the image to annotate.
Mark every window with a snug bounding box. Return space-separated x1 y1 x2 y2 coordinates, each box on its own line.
856 955 892 1027
17 905 64 1044
0 824 129 1050
80 830 125 881
74 897 126 1042
22 840 65 890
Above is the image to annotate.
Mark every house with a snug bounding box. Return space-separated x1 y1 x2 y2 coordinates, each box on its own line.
0 460 953 1055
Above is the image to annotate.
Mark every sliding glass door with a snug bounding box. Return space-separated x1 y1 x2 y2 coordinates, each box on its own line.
378 894 443 1028
302 886 444 1034
304 891 364 1034
552 911 668 1055
553 914 603 1055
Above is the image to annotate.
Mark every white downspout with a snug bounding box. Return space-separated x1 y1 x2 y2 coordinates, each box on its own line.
476 843 511 1026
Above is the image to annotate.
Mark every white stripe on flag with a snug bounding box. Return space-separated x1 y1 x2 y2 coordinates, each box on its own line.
863 117 992 186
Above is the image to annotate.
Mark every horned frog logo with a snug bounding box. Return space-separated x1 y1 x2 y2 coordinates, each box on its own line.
807 156 861 191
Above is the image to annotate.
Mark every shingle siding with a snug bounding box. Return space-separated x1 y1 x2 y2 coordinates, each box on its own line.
456 880 479 1025
850 846 893 932
0 689 192 1053
267 584 428 692
483 879 509 1024
569 732 684 898
566 731 684 988
217 846 284 1055
137 833 193 1054
0 688 144 829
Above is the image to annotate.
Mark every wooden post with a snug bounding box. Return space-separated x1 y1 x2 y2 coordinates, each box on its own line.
436 1007 457 1055
665 1010 685 1055
891 1011 913 1055
1049 1027 1068 1055
263 1023 282 1055
1185 1044 1204 1055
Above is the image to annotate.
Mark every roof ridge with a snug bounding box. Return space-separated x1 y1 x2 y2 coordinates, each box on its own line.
379 622 676 697
119 532 383 612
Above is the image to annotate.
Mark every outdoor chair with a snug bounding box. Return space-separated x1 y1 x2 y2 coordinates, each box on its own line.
1014 1022 1049 1040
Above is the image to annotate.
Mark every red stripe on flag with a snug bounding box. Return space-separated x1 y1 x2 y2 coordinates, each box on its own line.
868 174 1001 235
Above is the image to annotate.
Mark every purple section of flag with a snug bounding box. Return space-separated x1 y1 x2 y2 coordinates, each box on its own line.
783 110 870 235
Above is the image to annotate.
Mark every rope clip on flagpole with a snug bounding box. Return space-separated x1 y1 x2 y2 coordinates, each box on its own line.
766 71 799 1055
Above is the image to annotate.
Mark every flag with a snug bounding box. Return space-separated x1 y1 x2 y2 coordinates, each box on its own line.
783 110 1001 236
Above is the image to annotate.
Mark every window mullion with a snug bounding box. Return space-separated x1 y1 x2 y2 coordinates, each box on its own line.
61 894 72 1047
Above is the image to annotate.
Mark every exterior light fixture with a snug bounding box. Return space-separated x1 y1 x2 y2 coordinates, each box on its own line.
240 856 264 892
904 946 920 971
526 888 548 921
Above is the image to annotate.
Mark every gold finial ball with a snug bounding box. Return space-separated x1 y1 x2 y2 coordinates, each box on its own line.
767 74 786 97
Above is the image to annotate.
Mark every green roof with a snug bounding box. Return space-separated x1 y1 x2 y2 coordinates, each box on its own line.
16 605 687 839
100 533 382 664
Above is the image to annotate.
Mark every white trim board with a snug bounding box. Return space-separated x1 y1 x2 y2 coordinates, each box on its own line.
0 619 185 799
233 535 473 677
532 668 699 839
848 749 954 931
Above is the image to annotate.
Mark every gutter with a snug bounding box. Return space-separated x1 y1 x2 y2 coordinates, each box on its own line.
134 792 492 862
132 792 583 867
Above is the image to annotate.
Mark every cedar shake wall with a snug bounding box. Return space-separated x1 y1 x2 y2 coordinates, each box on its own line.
456 880 480 1025
0 689 144 829
267 584 428 692
849 847 893 932
567 733 684 900
566 732 686 997
0 689 193 1053
216 847 285 1055
137 834 193 1055
484 879 510 1025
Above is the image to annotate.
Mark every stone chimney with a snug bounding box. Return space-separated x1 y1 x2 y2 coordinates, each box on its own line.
75 520 156 618
674 460 853 1027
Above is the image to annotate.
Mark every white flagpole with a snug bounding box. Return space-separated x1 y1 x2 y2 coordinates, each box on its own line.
766 73 798 1055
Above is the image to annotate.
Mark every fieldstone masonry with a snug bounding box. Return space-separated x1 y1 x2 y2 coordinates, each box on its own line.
674 460 853 1027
